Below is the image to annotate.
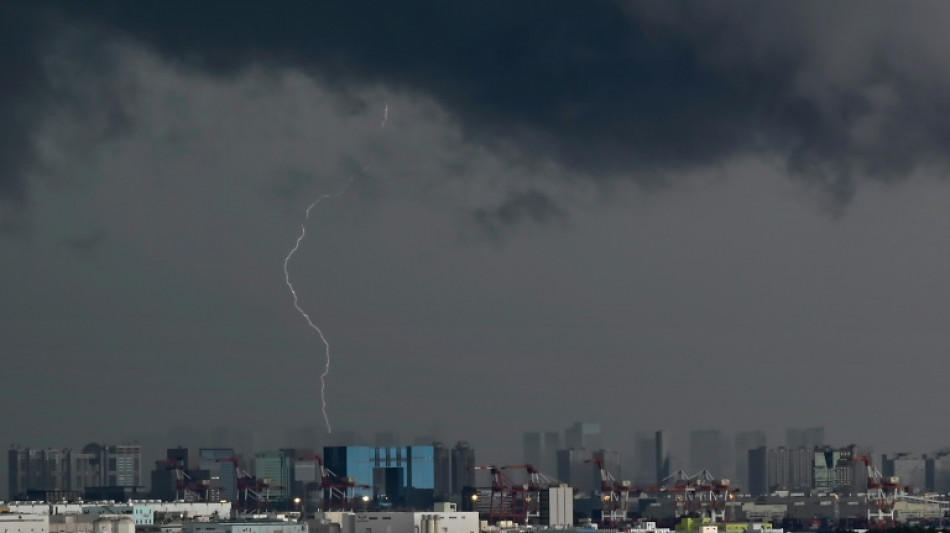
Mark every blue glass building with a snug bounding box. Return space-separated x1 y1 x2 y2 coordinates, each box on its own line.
323 446 438 509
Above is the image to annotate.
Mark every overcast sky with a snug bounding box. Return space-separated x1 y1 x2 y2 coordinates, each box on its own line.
4 1 950 481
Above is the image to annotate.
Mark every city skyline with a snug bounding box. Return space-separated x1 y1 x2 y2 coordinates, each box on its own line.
5 1 950 485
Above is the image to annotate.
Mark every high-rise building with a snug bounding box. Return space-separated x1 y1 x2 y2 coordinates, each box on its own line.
747 446 812 495
689 430 724 478
8 448 72 499
734 430 766 490
9 444 141 500
593 449 623 483
786 427 825 449
524 431 560 476
632 432 656 486
565 422 602 450
450 441 476 500
199 448 238 502
254 449 295 502
748 446 767 496
655 430 671 485
813 445 865 493
100 444 142 488
433 442 451 501
323 445 443 509
557 448 596 495
882 453 927 493
928 453 950 493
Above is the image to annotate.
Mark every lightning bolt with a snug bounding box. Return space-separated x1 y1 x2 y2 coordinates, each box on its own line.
283 179 353 434
283 101 387 434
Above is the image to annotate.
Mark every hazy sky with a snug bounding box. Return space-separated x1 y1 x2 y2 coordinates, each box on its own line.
4 2 950 479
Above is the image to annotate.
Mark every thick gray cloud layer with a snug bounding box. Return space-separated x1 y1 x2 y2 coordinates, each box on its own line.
4 1 950 216
6 2 950 482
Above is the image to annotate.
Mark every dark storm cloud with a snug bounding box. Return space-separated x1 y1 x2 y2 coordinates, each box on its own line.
473 189 568 239
7 1 950 210
0 3 58 205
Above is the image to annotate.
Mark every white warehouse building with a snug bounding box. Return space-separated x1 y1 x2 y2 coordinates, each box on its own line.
334 512 479 533
0 513 50 533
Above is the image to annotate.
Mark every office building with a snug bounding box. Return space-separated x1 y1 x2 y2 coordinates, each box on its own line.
450 441 476 500
735 431 766 490
199 448 238 502
882 453 927 493
323 445 442 509
254 449 296 502
655 430 671 485
633 432 656 486
556 448 596 495
565 422 602 450
524 431 560 476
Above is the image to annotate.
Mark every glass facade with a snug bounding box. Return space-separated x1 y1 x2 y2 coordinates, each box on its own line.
324 446 438 508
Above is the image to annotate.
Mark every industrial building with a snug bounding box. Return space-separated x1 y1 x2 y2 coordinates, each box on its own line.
0 513 49 533
185 520 306 533
334 511 478 533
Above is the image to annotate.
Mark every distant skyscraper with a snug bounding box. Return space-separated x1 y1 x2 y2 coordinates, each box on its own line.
882 454 927 493
565 422 602 450
557 448 596 495
767 447 813 491
655 430 671 485
254 449 295 501
524 431 560 476
9 443 140 500
734 430 766 490
689 429 724 477
593 449 623 482
199 448 238 502
930 453 950 493
451 441 476 498
786 427 825 449
633 432 656 486
433 442 451 501
748 446 767 496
